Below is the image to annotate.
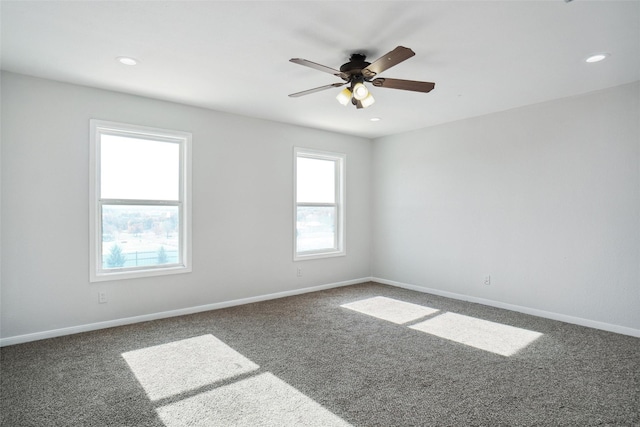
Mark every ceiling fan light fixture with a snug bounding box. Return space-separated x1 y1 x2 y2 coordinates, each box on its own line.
352 82 369 100
336 87 352 106
360 93 375 108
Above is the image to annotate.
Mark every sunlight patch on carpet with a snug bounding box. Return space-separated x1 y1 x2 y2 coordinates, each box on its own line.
410 312 543 356
122 334 258 401
156 372 353 427
341 296 439 324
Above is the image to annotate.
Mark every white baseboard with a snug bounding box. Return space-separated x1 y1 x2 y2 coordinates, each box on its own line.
0 277 371 347
4 276 637 346
372 277 640 338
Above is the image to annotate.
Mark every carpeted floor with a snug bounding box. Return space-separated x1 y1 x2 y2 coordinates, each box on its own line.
1 282 638 426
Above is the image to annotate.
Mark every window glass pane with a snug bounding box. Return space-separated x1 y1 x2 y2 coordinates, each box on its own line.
101 134 180 201
102 205 180 269
297 157 335 203
296 206 336 252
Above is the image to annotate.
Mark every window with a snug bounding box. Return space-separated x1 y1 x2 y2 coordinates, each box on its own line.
294 147 345 260
90 120 192 282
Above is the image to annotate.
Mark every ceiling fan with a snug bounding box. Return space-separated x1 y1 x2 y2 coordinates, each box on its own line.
288 46 435 109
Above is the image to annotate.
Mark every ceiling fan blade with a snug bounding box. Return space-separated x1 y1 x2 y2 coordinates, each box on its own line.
371 78 435 93
290 58 349 80
288 82 346 98
362 46 415 78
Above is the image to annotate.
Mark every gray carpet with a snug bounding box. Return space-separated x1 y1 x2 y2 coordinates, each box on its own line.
1 282 638 426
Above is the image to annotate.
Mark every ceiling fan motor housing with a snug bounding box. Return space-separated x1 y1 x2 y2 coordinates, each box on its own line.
339 54 371 78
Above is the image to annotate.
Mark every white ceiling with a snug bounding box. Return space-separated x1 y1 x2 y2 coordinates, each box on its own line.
2 1 639 139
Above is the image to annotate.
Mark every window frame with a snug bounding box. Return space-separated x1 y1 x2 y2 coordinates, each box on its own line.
89 119 192 282
294 147 346 261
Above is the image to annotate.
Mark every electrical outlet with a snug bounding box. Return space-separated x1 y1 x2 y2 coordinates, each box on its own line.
484 275 491 286
98 291 107 304
297 268 302 277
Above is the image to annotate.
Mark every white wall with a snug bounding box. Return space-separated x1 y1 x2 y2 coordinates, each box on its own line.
0 72 372 341
372 82 640 333
3 71 638 342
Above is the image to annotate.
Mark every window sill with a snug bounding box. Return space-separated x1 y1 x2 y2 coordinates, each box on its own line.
294 251 346 262
90 265 192 282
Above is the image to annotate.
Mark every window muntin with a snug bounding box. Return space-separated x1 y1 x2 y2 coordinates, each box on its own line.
90 120 192 282
294 148 345 260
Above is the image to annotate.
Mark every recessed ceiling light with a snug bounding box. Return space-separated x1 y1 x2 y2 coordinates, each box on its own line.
117 56 138 66
370 117 381 122
585 53 610 63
